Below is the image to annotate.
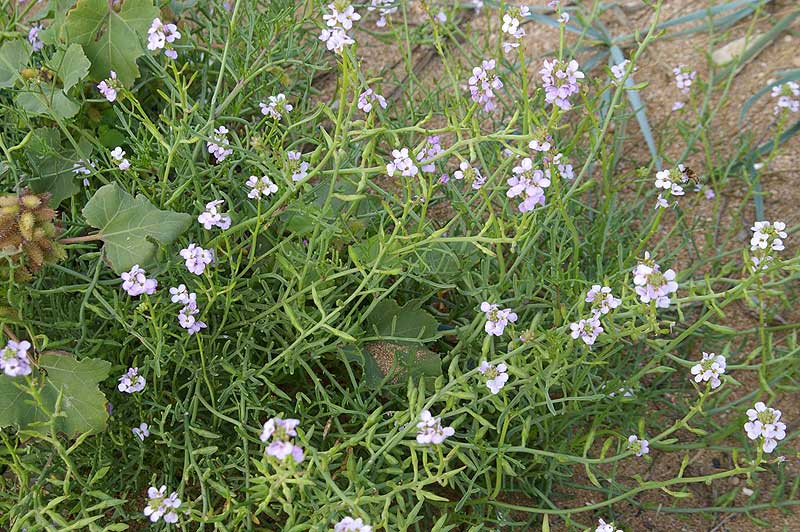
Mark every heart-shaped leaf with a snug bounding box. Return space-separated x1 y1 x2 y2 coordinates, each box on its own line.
63 0 159 86
82 183 192 273
0 353 111 436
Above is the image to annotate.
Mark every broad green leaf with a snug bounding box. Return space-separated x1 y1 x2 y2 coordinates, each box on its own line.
0 39 31 88
26 129 92 205
366 298 439 342
82 183 192 273
15 86 81 119
49 43 91 91
63 0 159 85
349 234 401 270
0 353 111 436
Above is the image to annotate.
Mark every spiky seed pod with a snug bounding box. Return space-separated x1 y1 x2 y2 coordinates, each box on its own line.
0 190 63 281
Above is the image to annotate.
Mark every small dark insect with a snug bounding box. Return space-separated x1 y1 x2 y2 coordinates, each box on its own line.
683 166 701 186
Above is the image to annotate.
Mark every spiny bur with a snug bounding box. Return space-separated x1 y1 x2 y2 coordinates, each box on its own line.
0 190 64 281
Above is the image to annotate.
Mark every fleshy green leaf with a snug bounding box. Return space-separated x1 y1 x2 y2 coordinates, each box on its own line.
366 298 439 342
49 43 91 91
15 86 81 119
0 353 111 436
63 0 159 86
0 39 31 88
82 183 192 273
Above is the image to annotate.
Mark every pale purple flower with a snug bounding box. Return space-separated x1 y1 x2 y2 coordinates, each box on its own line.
611 60 629 83
596 518 623 532
367 0 397 27
357 88 387 113
478 361 509 394
672 101 685 111
528 135 552 152
132 422 150 441
585 285 620 316
704 187 716 200
97 71 118 102
453 161 485 190
147 18 181 59
72 159 95 175
771 81 799 114
207 126 233 163
246 175 278 199
260 417 305 463
143 485 181 524
178 300 207 335
386 148 418 177
506 157 550 212
549 152 574 180
259 93 293 120
480 301 518 336
570 316 603 346
319 27 354 54
180 243 214 275
287 151 310 182
0 340 32 377
110 146 130 171
745 402 787 454
197 199 231 230
417 136 443 173
415 410 455 445
632 252 678 308
540 58 584 110
169 284 191 304
690 352 726 389
502 41 520 54
28 24 44 52
655 193 669 209
118 367 145 393
335 516 373 532
468 59 503 112
627 435 649 456
673 64 696 95
323 2 361 30
120 264 157 297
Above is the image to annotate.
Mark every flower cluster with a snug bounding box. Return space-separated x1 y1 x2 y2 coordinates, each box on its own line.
415 410 455 445
197 199 231 230
632 252 678 308
335 517 373 532
673 64 696 94
528 128 552 152
690 352 726 389
143 485 181 524
750 220 787 271
320 2 358 54
287 151 310 182
367 0 397 27
771 81 799 114
246 175 279 199
132 422 150 441
386 148 418 177
595 518 623 532
1 340 32 377
260 417 305 463
121 264 157 297
417 136 443 173
180 244 214 275
453 161 486 190
97 71 119 102
501 6 529 53
507 158 551 212
569 316 603 346
147 18 181 60
540 58 584 111
627 435 650 457
585 285 621 316
478 361 509 394
207 126 233 163
654 164 688 208
357 87 387 113
118 367 145 393
259 93 293 120
110 147 130 171
744 402 787 453
545 152 574 180
171 285 207 335
480 302 518 336
28 24 44 52
468 59 503 113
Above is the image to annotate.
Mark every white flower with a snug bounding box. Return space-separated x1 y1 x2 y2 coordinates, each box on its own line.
357 88 387 113
585 285 620 316
570 315 603 346
132 422 150 441
334 516 373 532
386 148 418 177
749 221 787 272
207 126 233 163
415 410 455 445
595 518 623 532
690 352 726 389
632 252 678 308
179 243 215 275
143 485 181 524
627 435 649 456
197 199 232 230
147 18 181 59
319 27 354 54
72 159 95 175
744 402 787 454
453 161 485 191
260 417 305 463
480 301 518 336
118 367 145 393
610 60 629 83
654 167 686 197
323 2 361 30
120 264 157 297
478 361 509 394
110 146 131 171
0 340 33 377
246 175 279 199
259 93 293 120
